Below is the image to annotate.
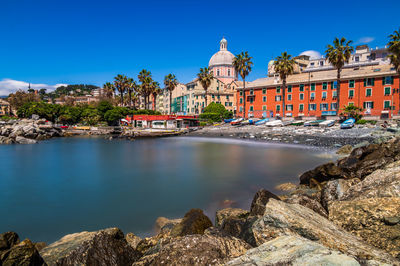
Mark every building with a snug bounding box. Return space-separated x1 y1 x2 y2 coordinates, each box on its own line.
0 99 10 116
125 114 199 129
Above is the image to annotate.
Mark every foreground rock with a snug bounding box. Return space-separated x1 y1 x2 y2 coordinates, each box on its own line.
170 209 212 237
40 228 139 265
227 235 361 265
133 234 250 265
1 239 45 266
249 189 280 216
215 208 249 227
250 199 397 264
154 216 181 234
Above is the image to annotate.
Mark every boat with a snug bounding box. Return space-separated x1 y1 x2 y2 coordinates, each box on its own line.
282 119 295 126
304 120 324 127
319 119 335 127
255 118 269 125
340 118 355 129
291 121 304 126
265 120 283 127
230 118 244 126
224 119 234 123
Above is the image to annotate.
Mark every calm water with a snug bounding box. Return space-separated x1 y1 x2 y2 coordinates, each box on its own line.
0 136 334 243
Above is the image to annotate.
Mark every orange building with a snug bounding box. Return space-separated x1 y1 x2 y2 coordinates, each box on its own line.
236 64 399 119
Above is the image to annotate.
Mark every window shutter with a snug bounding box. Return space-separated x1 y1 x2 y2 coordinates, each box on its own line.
383 77 386 85
364 79 366 87
372 78 375 86
372 102 374 109
363 102 366 109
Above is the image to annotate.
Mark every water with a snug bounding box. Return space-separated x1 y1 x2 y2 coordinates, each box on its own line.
0 136 335 243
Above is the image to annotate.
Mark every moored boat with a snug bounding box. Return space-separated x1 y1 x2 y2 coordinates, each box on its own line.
224 119 234 123
230 118 244 126
255 118 269 125
320 119 335 127
340 118 355 129
265 120 283 127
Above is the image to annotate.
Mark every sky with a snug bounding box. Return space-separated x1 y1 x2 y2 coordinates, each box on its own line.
0 0 399 95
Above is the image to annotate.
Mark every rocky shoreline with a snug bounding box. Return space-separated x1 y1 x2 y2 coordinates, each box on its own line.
2 138 400 265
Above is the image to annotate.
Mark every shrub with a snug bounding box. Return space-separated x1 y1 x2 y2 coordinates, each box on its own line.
203 102 232 119
199 112 221 122
356 119 377 125
341 105 363 121
199 121 208 127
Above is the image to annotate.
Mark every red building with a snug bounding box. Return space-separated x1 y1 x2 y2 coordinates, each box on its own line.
236 65 399 119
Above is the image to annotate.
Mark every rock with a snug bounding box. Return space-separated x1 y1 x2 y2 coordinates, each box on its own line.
336 144 353 155
154 217 181 234
15 136 37 144
125 233 141 250
284 193 328 218
133 234 250 265
0 232 20 251
227 235 361 266
250 199 397 264
1 239 45 266
249 189 280 216
170 209 212 237
321 178 360 211
275 182 297 191
40 228 139 266
299 162 343 186
34 242 47 252
215 208 249 227
329 197 400 259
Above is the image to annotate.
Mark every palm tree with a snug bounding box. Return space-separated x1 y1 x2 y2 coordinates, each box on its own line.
387 28 400 88
114 74 129 106
127 78 138 108
325 37 354 113
164 74 178 114
103 82 115 98
151 82 161 111
233 51 253 118
197 67 213 110
138 69 152 109
273 52 296 117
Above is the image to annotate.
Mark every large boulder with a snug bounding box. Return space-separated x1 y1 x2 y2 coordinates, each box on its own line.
40 228 139 266
154 217 181 234
249 189 280 216
15 136 37 144
299 162 343 186
284 193 328 218
215 208 249 227
1 239 45 266
329 197 400 259
250 199 397 264
170 209 212 237
125 233 141 250
321 178 360 211
0 232 20 252
227 235 361 266
133 234 250 265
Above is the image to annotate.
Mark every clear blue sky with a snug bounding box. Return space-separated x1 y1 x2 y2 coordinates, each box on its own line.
0 0 399 90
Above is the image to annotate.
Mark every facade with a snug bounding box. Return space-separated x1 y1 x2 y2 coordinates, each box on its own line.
237 64 399 119
208 38 237 83
0 99 10 116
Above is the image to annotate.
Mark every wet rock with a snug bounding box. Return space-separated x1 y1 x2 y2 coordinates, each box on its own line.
249 189 280 216
132 234 250 266
321 178 360 211
154 217 181 234
227 235 361 266
329 197 400 258
215 208 249 227
1 239 45 266
275 182 297 192
284 193 328 218
170 209 212 237
125 233 141 250
15 136 38 144
250 199 397 264
336 144 353 155
299 162 342 186
40 228 139 266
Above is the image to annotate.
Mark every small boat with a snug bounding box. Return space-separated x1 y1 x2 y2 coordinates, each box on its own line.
291 121 304 126
265 120 283 127
320 119 335 127
340 118 355 129
283 119 295 126
304 120 324 127
224 119 234 123
230 118 243 126
255 118 269 125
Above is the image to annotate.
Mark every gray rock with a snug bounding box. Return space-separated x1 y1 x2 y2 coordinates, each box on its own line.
249 189 280 216
15 136 37 144
321 178 360 211
284 193 328 218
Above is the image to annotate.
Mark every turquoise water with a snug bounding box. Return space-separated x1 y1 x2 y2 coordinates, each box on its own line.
0 136 333 243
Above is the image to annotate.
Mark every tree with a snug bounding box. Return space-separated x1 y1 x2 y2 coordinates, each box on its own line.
387 28 400 93
103 82 115 99
341 105 363 121
151 81 161 111
127 78 138 108
7 90 40 112
164 73 178 114
97 100 114 120
197 67 213 111
325 37 354 112
233 51 253 118
138 69 152 109
114 74 129 106
273 52 295 117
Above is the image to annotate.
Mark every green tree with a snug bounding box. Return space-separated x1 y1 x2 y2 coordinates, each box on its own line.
127 78 138 108
233 51 253 118
197 67 213 110
164 73 178 114
8 90 40 113
103 82 115 99
341 105 363 121
325 37 354 112
273 52 296 117
97 100 114 120
203 102 232 119
151 81 161 111
114 74 129 106
387 28 400 89
138 69 152 109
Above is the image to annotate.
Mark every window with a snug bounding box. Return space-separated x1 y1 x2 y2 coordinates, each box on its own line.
383 76 394 85
349 80 355 88
331 81 337 89
320 103 328 111
322 91 327 99
322 82 328 90
300 84 304 92
349 89 354 98
217 69 220 76
276 105 281 112
212 94 215 99
287 85 292 93
287 94 292 101
226 95 229 100
228 69 231 76
262 88 267 94
385 87 391 96
311 83 316 91
310 62 315 66
263 96 267 102
348 102 354 106
276 86 281 93
355 56 359 62
239 106 243 112
262 105 267 111
331 103 338 110
364 78 375 86
250 89 254 95
275 95 281 101
239 98 243 104
366 88 372 97
309 104 316 111
249 97 254 104
299 104 304 111
286 105 293 111
333 90 337 98
363 101 374 109
240 91 243 96
384 100 391 109
320 61 324 66
310 92 315 99
249 106 254 111
299 93 304 100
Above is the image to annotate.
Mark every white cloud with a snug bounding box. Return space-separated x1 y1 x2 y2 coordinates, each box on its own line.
299 50 322 60
0 79 68 96
356 37 375 44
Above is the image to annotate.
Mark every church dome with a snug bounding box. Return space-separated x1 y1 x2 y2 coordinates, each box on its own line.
209 38 235 67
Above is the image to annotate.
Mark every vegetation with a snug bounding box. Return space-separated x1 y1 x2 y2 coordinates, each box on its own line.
356 119 377 125
325 37 354 112
273 52 295 117
199 102 232 123
47 84 99 99
7 90 40 112
387 28 400 85
164 74 178 114
341 105 363 121
233 51 253 118
197 67 213 109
